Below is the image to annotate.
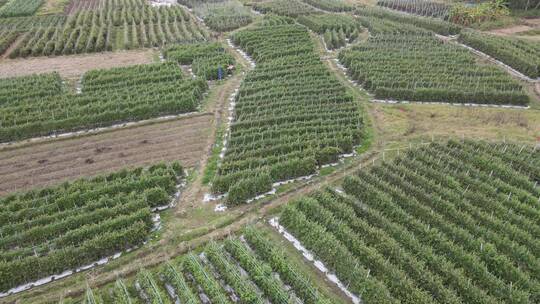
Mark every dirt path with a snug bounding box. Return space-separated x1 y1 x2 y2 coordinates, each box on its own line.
0 114 212 196
170 36 253 215
489 25 534 35
0 49 156 79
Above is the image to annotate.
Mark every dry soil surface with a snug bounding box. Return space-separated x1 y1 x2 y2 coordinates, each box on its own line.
0 49 155 79
0 114 212 195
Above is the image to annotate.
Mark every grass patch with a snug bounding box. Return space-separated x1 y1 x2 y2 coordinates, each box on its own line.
202 127 225 185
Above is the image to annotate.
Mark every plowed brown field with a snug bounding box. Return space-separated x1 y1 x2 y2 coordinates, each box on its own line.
0 113 212 195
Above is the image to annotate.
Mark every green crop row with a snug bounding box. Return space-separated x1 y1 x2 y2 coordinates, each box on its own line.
377 0 451 19
252 0 320 17
58 226 330 303
338 34 529 105
0 62 207 142
459 30 540 79
0 162 184 293
0 0 43 17
280 140 540 303
165 42 235 80
301 0 353 12
212 23 364 204
9 5 209 58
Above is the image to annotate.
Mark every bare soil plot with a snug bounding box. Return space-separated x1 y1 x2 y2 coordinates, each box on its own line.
0 114 212 196
0 49 156 79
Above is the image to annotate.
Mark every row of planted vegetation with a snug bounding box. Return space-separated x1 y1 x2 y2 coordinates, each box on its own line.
0 62 208 142
0 162 184 293
58 227 331 304
0 0 209 58
164 42 235 80
211 19 364 204
339 33 529 105
281 140 540 304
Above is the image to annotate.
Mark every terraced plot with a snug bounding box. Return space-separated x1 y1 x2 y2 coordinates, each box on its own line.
0 162 184 293
0 113 212 195
59 227 334 304
0 62 207 142
280 140 540 303
212 22 365 204
339 33 529 105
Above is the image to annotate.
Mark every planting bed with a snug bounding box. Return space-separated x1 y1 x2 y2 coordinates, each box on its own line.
458 30 540 80
58 227 333 304
0 62 208 142
0 162 185 294
252 0 320 17
212 23 364 204
281 140 540 303
339 33 529 105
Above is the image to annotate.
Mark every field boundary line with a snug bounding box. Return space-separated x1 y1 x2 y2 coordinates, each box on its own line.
370 99 530 109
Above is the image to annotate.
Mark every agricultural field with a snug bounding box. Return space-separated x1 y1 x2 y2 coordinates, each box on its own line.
0 0 44 17
0 62 207 142
377 0 451 19
281 140 540 303
251 0 320 17
192 0 254 32
1 0 540 302
339 33 530 105
458 30 540 79
0 113 212 195
302 0 353 12
56 227 337 303
165 42 235 80
212 22 365 204
0 162 184 293
297 13 362 49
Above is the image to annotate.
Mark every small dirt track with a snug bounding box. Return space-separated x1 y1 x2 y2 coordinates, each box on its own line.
0 114 212 196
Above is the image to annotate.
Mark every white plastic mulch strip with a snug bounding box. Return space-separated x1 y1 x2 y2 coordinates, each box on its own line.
0 174 186 298
0 111 201 148
370 99 530 109
149 0 176 7
0 245 140 298
269 217 362 304
214 203 228 212
334 58 531 109
164 283 182 304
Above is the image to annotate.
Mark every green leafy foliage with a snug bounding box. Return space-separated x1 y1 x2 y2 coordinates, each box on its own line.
301 0 353 12
193 0 253 32
297 13 361 49
212 23 364 203
0 0 43 17
459 30 540 79
0 162 184 292
339 34 529 105
251 0 319 17
281 140 540 303
8 0 209 58
356 6 461 35
377 0 451 19
0 62 208 142
165 42 235 80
